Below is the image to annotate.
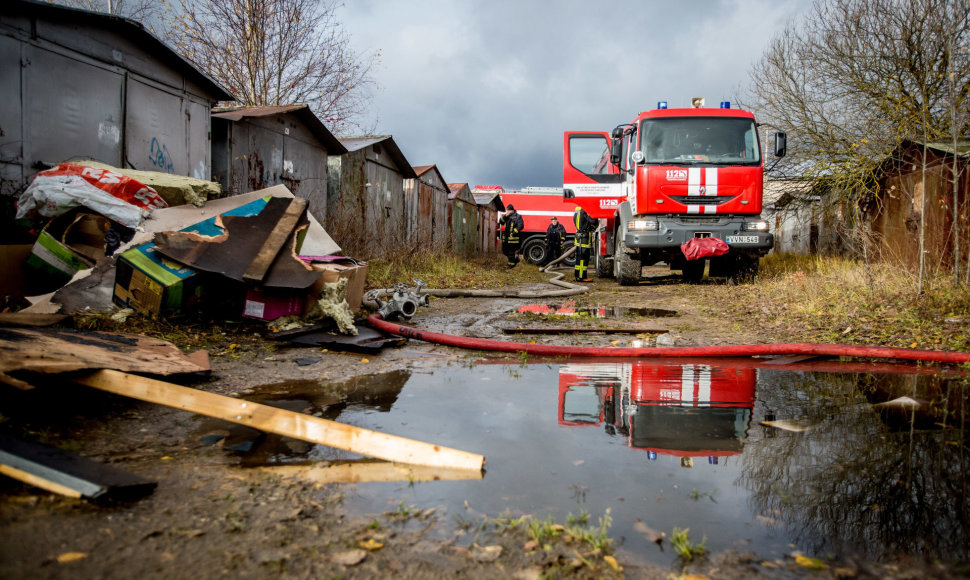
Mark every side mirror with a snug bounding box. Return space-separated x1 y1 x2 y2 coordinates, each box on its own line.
610 140 623 165
563 189 575 199
611 127 625 139
774 132 787 157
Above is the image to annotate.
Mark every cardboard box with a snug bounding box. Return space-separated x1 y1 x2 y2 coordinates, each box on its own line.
113 244 204 318
25 209 104 293
242 287 304 321
303 259 368 312
111 195 283 319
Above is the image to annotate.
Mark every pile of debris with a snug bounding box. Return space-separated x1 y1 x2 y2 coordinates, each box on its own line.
0 164 482 501
5 162 368 336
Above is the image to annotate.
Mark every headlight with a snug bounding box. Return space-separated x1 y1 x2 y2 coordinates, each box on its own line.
743 220 769 231
628 219 659 231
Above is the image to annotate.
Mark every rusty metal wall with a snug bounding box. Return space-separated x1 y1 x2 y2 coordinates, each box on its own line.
126 77 190 176
0 8 220 196
365 158 406 252
0 35 23 194
873 150 969 272
215 115 329 223
417 182 433 247
449 198 478 256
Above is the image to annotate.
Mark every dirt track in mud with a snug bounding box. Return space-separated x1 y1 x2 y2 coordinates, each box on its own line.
0 269 961 579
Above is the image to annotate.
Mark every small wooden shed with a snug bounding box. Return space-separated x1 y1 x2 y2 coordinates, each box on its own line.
211 105 346 225
866 140 970 273
447 183 479 256
327 136 416 256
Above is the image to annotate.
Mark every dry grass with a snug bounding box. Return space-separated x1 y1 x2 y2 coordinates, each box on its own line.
709 254 970 351
366 247 553 290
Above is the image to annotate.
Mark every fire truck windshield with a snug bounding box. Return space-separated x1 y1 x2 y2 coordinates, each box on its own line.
638 117 760 165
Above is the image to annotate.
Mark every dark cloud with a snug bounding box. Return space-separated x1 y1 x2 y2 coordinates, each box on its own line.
340 0 804 189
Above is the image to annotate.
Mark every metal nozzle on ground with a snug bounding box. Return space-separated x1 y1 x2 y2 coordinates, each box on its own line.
375 281 431 321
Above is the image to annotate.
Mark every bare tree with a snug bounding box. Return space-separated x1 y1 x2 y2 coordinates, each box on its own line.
746 0 970 281
169 0 378 133
44 0 169 32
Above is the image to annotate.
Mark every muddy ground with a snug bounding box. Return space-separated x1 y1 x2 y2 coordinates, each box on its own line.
0 268 964 579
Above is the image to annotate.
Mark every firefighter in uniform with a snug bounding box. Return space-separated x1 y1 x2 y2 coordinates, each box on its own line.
541 216 567 267
573 206 596 282
498 205 524 268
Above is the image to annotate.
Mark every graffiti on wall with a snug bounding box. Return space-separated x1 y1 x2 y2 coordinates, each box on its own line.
149 137 174 173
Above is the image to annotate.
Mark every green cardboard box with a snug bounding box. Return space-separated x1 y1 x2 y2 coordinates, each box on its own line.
113 244 204 318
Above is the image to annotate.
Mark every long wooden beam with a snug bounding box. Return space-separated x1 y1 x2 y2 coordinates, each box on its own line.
71 370 485 471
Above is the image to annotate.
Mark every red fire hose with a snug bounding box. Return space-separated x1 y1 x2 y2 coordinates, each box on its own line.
367 314 970 365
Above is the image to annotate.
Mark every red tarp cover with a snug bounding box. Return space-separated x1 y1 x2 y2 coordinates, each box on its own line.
681 237 730 261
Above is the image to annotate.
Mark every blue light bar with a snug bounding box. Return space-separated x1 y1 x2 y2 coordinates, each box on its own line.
720 101 731 109
658 101 668 109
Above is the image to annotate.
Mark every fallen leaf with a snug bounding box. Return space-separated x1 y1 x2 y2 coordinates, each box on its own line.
604 555 621 571
524 540 539 551
358 538 383 551
795 555 828 570
360 358 370 364
160 456 174 461
57 552 88 563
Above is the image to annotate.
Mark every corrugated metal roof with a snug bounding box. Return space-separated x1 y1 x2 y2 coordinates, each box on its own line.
212 105 346 154
473 193 505 211
413 165 434 176
336 136 417 179
7 0 232 101
447 182 470 200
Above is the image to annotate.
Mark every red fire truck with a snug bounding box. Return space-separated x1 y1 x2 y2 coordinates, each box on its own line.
563 99 786 284
558 360 755 461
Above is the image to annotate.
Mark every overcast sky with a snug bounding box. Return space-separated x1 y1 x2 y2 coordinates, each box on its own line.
337 0 805 190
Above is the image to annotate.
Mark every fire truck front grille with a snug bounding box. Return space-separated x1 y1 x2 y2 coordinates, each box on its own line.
669 196 734 206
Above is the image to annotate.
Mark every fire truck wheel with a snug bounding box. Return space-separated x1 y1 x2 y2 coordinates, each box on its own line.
522 237 547 265
614 238 641 285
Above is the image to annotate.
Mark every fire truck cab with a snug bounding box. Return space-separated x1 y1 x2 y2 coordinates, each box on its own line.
563 100 786 284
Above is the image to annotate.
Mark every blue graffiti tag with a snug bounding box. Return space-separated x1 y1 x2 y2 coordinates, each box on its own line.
149 137 174 172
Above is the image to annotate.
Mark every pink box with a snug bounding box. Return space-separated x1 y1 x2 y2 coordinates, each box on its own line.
242 287 304 321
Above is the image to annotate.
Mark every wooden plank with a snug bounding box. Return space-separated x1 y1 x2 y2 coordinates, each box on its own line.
0 433 157 499
71 370 485 471
0 313 71 327
502 327 669 335
0 464 82 498
243 197 308 282
256 462 484 484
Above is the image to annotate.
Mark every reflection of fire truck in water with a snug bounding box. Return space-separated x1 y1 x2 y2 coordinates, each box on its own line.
558 361 755 463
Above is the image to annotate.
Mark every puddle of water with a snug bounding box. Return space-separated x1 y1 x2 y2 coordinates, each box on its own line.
223 361 970 568
517 302 677 318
